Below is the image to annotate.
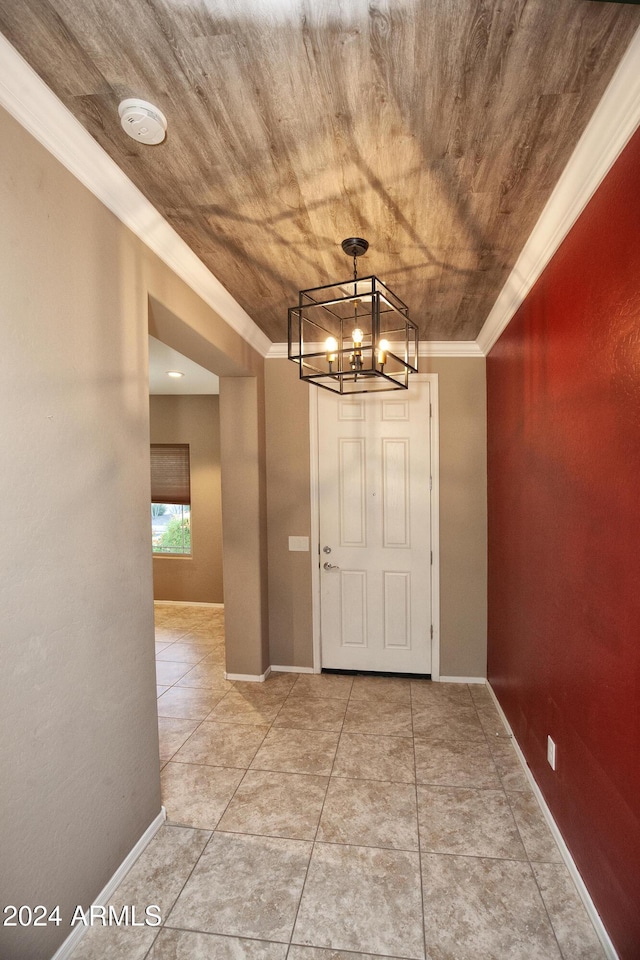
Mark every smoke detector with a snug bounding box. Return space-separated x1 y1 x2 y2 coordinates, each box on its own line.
118 99 167 145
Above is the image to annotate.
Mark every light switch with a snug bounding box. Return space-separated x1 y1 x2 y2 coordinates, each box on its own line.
288 536 309 552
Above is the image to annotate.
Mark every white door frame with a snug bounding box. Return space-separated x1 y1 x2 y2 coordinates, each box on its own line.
309 373 440 679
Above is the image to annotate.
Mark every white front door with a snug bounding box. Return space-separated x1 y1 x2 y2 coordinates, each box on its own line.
317 379 433 674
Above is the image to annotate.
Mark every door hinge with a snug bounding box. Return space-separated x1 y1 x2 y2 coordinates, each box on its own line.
429 476 432 491
430 624 434 639
429 403 432 418
430 550 433 565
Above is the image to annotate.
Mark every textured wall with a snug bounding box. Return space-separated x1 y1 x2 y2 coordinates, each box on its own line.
220 376 271 677
0 106 160 960
0 104 266 960
150 395 223 603
487 128 640 957
264 357 487 679
265 360 314 668
420 357 487 678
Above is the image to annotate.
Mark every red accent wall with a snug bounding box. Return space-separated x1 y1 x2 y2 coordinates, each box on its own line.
487 125 640 958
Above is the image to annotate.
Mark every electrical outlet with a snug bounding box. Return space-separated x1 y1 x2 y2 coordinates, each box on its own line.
547 736 557 771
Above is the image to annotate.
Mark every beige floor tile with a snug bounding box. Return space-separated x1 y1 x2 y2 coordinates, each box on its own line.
317 777 419 851
158 717 200 761
167 832 312 942
410 681 472 704
155 660 195 686
218 770 328 840
288 950 397 960
244 672 300 695
508 791 563 862
332 733 415 783
422 853 562 959
157 685 226 720
108 824 211 917
155 626 190 643
489 738 532 792
290 674 354 700
67 925 158 960
148 929 288 959
412 700 485 741
531 862 606 959
183 627 222 640
229 681 291 703
174 661 234 692
161 762 244 829
417 785 527 859
350 675 411 703
198 645 226 666
156 642 214 663
293 843 424 959
273 696 347 732
148 603 597 960
182 624 225 641
208 690 285 725
469 682 492 702
475 700 511 739
343 699 413 738
414 738 502 789
250 727 339 776
173 720 269 768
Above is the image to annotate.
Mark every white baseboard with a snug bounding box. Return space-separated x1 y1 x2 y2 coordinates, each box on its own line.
154 600 224 608
487 685 618 960
270 665 314 674
439 675 487 684
51 807 166 960
225 667 271 683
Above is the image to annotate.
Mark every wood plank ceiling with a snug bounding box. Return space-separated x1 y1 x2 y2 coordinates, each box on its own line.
1 0 638 342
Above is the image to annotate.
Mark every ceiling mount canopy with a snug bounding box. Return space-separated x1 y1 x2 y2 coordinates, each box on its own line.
341 237 369 258
288 238 419 394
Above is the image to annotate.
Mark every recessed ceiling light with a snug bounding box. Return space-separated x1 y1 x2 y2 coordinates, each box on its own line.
166 370 184 378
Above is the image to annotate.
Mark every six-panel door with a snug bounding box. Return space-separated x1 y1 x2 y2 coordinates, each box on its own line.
318 382 432 673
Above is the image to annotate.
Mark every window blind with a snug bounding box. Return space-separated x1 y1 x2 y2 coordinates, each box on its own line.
150 444 191 505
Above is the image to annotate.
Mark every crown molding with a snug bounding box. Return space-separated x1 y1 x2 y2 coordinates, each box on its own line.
267 340 484 359
0 32 272 359
419 341 484 358
477 25 640 356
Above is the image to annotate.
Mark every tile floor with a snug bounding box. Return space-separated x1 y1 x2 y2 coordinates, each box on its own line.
70 604 605 960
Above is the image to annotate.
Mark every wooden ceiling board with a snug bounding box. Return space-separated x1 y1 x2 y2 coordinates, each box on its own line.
1 0 638 342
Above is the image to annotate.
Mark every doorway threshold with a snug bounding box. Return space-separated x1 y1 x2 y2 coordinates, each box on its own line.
321 668 431 680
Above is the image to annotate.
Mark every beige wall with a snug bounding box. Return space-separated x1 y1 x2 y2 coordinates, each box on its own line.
0 105 268 960
150 395 223 603
265 361 314 668
420 357 487 678
220 377 271 676
264 357 487 678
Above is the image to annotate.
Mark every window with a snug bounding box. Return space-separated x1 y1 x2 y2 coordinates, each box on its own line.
150 444 191 555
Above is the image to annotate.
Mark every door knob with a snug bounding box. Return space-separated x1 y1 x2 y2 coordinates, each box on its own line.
323 561 339 571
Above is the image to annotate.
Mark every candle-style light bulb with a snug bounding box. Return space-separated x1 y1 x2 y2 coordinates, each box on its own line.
350 323 365 374
325 336 338 362
377 339 390 365
325 336 338 372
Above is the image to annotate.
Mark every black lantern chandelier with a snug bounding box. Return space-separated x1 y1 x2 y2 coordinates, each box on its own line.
288 238 419 394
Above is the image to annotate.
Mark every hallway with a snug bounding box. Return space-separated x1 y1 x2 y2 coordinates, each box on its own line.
70 604 604 959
